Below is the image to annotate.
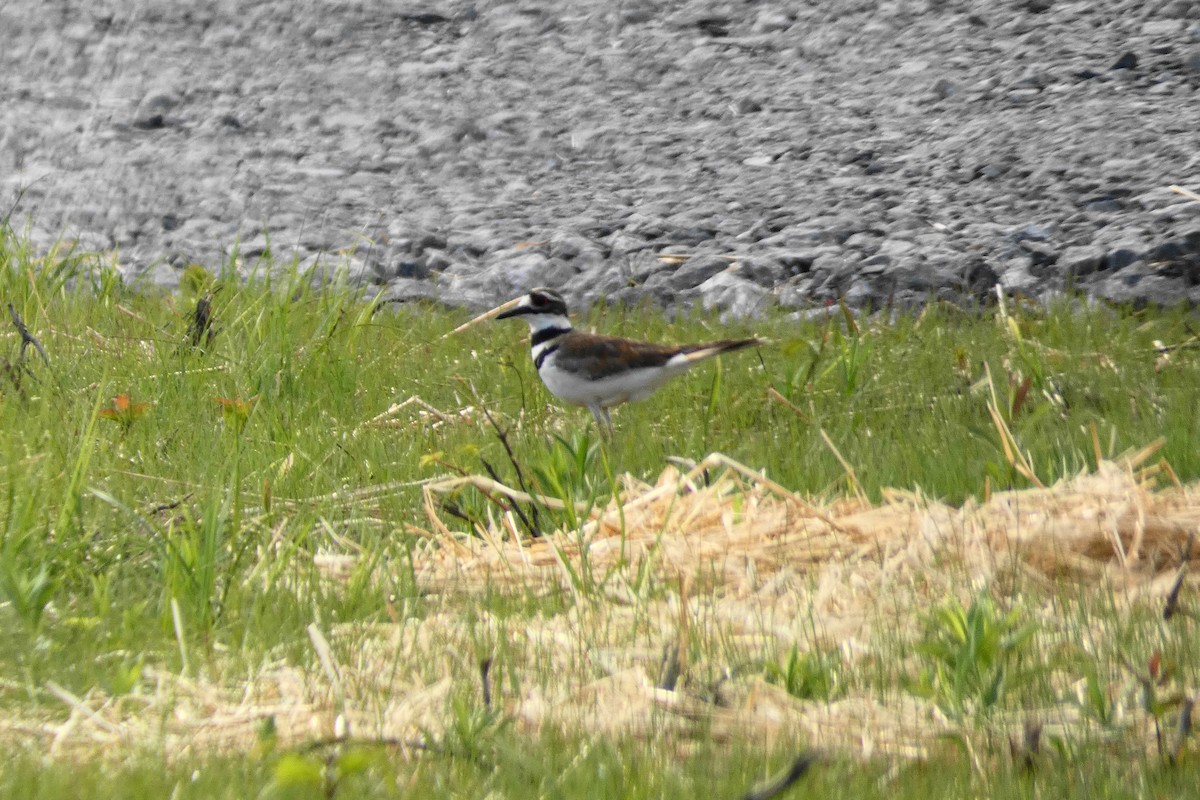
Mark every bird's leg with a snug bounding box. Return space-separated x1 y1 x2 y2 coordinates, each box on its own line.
588 404 614 440
601 407 614 439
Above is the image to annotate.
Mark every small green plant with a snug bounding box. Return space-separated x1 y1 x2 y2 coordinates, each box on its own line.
907 592 1039 717
765 645 844 701
529 430 606 529
0 557 56 633
818 324 869 397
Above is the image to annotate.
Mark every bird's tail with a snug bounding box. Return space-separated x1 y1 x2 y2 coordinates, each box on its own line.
678 338 765 365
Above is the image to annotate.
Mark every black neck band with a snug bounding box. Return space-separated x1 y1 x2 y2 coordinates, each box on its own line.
531 327 570 347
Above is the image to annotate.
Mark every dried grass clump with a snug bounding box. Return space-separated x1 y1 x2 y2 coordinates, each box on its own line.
413 451 1199 600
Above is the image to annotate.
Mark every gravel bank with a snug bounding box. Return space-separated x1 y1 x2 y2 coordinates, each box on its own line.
3 0 1199 314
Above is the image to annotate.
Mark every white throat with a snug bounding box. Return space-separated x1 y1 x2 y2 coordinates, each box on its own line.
524 312 571 334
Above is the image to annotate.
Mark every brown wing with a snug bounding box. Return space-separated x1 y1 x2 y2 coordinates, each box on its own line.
554 334 763 379
554 333 684 379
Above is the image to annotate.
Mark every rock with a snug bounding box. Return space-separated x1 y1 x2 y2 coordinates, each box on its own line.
1183 47 1200 73
302 253 377 286
1085 197 1124 213
997 258 1040 293
1059 245 1104 277
476 251 577 299
735 255 789 285
412 230 448 252
733 96 763 114
752 11 794 34
423 248 453 273
1104 244 1146 271
662 254 730 291
131 88 181 129
877 239 917 259
549 231 605 264
777 250 826 271
1150 234 1200 283
375 277 446 306
1142 20 1182 37
1019 239 1057 266
932 78 959 99
1014 224 1053 242
1111 52 1139 70
393 257 430 280
775 276 816 309
1093 271 1185 307
960 258 1001 299
138 261 181 291
695 272 771 320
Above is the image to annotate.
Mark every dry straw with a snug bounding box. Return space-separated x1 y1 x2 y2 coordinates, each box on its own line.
414 448 1199 597
8 449 1197 762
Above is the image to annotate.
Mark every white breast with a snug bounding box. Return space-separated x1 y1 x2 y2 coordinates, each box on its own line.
537 354 683 409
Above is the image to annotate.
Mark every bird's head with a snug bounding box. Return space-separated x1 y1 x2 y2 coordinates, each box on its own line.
496 287 571 331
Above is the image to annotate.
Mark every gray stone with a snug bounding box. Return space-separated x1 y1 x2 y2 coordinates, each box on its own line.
138 261 181 290
1093 272 1185 307
664 254 730 290
375 277 446 306
695 272 771 320
774 276 816 309
752 10 794 34
1111 52 1138 70
931 78 960 99
842 279 876 307
997 259 1041 293
131 88 181 129
1019 239 1058 265
1183 47 1200 73
1059 245 1104 277
302 253 377 287
423 248 453 273
877 239 917 258
1105 244 1146 271
1142 20 1182 37
477 251 577 298
735 255 788 285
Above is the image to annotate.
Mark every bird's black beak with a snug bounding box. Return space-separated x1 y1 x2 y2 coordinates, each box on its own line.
496 305 526 320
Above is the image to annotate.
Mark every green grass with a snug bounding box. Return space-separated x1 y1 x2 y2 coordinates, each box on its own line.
3 736 1198 799
2 228 1199 796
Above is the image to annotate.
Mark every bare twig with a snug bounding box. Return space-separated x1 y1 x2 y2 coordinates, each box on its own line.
148 493 194 515
819 428 866 500
1164 564 1189 622
1009 719 1042 771
1169 697 1194 766
767 386 810 422
479 456 539 538
657 644 683 692
9 302 49 366
480 657 494 709
480 405 544 536
299 735 433 755
1 184 32 229
741 753 818 800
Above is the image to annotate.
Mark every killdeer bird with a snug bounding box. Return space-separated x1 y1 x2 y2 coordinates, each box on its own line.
455 288 763 434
